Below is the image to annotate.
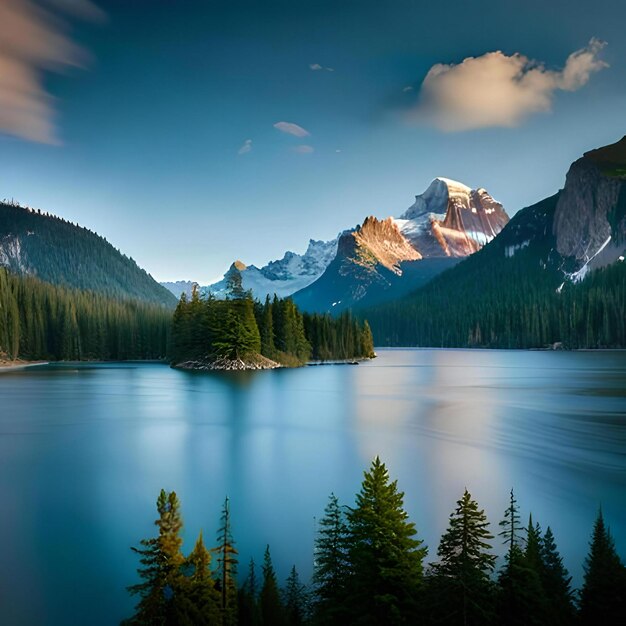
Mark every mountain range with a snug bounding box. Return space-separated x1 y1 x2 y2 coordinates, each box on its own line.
361 136 626 348
2 135 623 350
163 177 510 312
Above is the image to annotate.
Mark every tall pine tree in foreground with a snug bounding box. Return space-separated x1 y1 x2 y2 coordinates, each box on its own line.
312 493 350 625
259 545 285 626
579 509 626 624
428 489 496 625
184 531 222 624
283 565 309 626
125 490 186 625
540 526 575 625
213 497 238 626
238 558 261 626
345 456 427 625
497 494 545 626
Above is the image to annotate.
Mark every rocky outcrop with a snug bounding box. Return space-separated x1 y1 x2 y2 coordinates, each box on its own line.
338 216 421 275
173 354 281 371
553 136 626 270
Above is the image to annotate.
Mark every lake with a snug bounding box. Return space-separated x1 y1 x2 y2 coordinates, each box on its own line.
1 349 625 625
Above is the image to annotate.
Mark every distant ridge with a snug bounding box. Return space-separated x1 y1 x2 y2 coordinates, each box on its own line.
0 200 176 307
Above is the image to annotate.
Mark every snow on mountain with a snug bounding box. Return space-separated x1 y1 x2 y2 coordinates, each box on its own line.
395 177 509 257
202 238 338 300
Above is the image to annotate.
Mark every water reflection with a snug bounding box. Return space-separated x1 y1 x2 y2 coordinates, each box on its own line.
0 350 625 625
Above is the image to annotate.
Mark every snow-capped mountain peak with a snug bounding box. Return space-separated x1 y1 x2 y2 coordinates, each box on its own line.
396 177 509 257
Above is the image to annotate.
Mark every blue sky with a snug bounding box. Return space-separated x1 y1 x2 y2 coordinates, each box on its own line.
1 0 625 283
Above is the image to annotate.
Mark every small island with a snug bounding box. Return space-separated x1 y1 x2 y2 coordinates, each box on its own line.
169 279 375 371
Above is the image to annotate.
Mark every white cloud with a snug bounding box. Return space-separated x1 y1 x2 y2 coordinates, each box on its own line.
310 63 334 72
238 139 252 155
403 85 413 92
410 38 608 131
273 121 310 137
0 0 102 144
293 144 314 154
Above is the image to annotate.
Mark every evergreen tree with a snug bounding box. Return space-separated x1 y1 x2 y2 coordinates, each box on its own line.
312 493 349 625
259 545 285 626
213 497 239 626
259 295 276 358
283 566 308 626
540 526 575 625
345 456 427 625
238 558 261 626
125 490 186 625
496 495 545 626
579 509 626 624
184 531 222 625
429 489 496 625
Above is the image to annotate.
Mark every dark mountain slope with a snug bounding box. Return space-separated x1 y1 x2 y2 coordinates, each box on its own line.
0 201 176 307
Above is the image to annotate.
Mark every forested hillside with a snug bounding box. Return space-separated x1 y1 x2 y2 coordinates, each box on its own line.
363 194 626 348
170 286 375 368
0 201 176 307
0 268 170 361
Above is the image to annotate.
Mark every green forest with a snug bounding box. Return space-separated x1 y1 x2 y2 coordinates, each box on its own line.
0 201 176 307
123 457 626 626
0 268 170 361
169 284 375 368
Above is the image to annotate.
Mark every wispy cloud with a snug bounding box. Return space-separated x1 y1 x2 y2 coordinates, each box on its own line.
402 85 413 92
293 145 314 154
0 0 103 144
238 138 252 155
273 121 310 137
409 38 608 131
309 63 334 72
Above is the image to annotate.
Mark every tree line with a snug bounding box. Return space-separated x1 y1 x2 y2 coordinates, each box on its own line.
169 282 375 367
124 457 626 625
0 267 170 361
363 245 626 349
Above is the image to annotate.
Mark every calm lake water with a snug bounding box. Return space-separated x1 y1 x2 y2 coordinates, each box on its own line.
1 349 625 625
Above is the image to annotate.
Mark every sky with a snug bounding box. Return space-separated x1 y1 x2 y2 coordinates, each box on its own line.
1 0 625 284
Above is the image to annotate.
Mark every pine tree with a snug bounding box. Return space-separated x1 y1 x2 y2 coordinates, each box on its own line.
125 490 186 625
184 531 222 625
312 493 350 625
496 495 545 626
540 526 575 625
429 489 496 625
259 545 285 626
345 456 427 625
213 496 238 626
238 558 261 626
283 566 308 626
579 509 626 624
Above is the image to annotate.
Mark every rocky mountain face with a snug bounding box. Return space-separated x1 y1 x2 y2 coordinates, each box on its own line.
292 179 508 312
395 177 509 257
552 136 626 279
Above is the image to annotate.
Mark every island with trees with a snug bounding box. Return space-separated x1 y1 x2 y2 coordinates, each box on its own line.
169 278 375 371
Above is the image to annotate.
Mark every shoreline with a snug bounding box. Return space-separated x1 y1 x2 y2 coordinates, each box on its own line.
0 360 49 372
